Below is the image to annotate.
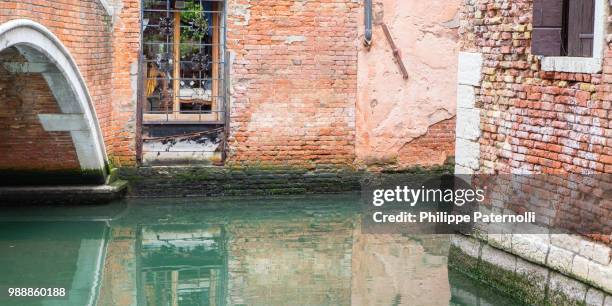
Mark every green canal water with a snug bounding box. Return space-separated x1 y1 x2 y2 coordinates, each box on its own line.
0 194 523 306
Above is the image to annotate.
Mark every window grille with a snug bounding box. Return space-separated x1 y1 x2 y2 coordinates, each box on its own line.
141 0 227 123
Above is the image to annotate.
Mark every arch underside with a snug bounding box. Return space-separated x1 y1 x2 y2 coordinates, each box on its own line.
0 20 108 185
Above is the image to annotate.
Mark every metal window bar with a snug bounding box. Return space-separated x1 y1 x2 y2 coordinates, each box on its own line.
141 0 227 123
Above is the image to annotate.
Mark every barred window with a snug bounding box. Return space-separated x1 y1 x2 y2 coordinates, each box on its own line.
142 0 226 123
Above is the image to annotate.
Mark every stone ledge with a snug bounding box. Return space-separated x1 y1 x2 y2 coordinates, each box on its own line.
0 180 128 205
451 234 612 305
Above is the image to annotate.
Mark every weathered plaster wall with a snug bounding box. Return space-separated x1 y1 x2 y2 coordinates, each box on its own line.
356 0 461 168
226 0 359 168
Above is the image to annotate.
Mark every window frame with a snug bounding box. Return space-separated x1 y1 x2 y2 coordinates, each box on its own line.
140 0 227 123
539 0 606 73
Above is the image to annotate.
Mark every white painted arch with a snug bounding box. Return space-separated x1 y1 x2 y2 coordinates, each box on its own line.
0 19 108 174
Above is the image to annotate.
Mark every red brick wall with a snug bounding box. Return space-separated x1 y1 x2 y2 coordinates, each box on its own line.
459 0 612 175
110 0 141 166
0 66 80 170
397 117 456 167
460 0 612 244
0 0 139 167
226 0 359 168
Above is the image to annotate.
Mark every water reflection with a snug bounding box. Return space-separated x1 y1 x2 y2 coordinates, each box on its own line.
0 195 521 306
140 225 226 306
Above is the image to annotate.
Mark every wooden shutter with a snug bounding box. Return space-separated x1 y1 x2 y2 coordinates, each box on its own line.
567 0 595 57
532 0 564 56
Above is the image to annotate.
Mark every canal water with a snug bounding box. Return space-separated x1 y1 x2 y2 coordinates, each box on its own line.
0 194 523 306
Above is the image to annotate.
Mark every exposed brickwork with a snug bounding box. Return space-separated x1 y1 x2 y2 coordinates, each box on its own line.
459 0 611 175
0 65 80 170
110 0 140 166
120 166 363 197
226 0 359 168
459 0 612 294
0 0 139 168
0 0 457 172
397 117 456 167
459 1 612 238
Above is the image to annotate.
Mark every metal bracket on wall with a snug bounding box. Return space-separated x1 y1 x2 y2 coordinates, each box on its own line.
381 23 409 80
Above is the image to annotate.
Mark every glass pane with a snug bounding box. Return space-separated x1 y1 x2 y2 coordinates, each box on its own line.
142 0 223 117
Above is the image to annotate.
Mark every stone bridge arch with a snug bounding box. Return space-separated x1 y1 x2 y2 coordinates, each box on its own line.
0 19 108 182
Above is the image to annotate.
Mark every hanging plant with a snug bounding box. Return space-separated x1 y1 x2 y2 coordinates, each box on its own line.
181 2 209 41
189 15 209 38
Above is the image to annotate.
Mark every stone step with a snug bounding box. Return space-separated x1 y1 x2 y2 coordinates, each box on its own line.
0 180 128 205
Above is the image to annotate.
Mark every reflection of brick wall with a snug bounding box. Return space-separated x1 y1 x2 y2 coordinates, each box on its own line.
226 0 359 167
0 0 139 166
0 68 79 170
227 218 353 305
398 117 456 167
97 227 137 306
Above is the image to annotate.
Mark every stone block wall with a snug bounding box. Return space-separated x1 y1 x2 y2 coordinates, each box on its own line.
451 234 612 305
226 0 359 168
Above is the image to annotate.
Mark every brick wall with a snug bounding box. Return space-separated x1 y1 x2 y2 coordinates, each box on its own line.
458 0 612 296
459 0 611 175
0 64 80 170
110 0 140 166
458 1 612 236
0 0 139 168
226 0 359 168
397 117 456 167
0 0 458 171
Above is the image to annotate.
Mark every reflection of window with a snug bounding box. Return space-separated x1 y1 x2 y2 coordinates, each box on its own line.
142 0 225 122
139 226 227 306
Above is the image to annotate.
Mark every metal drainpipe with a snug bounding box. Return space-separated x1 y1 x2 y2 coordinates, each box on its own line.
364 0 373 48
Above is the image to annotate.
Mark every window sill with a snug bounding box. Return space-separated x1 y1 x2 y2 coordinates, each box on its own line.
540 56 603 74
